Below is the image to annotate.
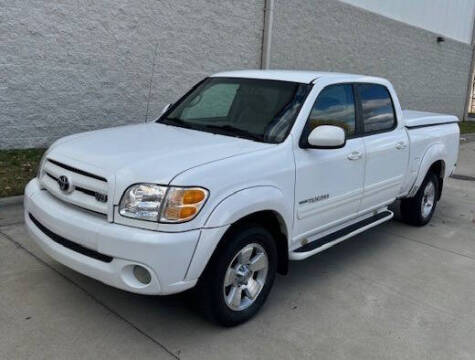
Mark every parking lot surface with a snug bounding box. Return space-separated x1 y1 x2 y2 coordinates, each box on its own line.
1 137 474 360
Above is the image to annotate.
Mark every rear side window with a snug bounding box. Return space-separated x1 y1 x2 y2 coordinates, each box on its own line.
357 84 396 133
307 84 356 136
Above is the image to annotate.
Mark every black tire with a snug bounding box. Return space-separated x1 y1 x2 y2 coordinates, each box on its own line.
196 224 277 327
401 172 439 226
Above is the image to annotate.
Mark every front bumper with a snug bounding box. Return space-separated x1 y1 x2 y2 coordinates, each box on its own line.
24 178 200 295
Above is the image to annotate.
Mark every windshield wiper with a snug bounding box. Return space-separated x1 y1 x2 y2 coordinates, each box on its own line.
202 124 263 142
160 118 263 142
160 117 196 130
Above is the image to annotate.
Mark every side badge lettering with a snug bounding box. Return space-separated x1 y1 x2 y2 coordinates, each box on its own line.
299 194 329 205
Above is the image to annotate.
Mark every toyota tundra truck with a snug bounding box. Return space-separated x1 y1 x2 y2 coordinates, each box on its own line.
24 70 460 326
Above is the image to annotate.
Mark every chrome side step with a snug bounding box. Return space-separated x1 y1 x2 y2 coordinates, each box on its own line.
290 210 394 261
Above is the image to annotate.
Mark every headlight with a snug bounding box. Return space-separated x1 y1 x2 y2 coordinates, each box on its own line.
119 184 208 223
119 184 167 221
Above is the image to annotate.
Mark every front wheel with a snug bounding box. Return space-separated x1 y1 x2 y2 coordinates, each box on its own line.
196 224 277 326
401 172 439 226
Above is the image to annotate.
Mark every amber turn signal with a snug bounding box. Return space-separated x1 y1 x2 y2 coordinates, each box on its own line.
179 206 197 218
161 187 208 223
183 189 206 204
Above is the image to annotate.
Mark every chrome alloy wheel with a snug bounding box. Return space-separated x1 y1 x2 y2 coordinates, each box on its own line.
223 243 269 311
421 180 436 219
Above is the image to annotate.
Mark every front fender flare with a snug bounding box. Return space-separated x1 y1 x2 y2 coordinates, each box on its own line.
184 186 292 282
204 185 292 230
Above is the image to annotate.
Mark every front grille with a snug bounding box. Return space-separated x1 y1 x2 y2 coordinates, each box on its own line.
46 172 108 202
29 213 113 263
40 159 109 215
47 159 107 182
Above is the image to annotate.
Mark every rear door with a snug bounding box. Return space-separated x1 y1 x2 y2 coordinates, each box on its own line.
293 84 365 239
356 84 409 212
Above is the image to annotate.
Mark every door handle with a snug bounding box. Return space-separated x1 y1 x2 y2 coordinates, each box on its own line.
396 142 407 150
347 151 362 160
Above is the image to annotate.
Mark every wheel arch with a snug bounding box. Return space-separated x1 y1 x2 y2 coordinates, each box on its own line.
408 143 447 199
204 184 291 275
218 210 289 275
428 160 445 200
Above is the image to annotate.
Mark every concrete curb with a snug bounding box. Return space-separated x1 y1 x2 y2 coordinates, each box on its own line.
0 195 24 206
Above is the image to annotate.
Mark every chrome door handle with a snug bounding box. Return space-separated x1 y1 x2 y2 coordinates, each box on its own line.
396 142 407 150
347 151 362 160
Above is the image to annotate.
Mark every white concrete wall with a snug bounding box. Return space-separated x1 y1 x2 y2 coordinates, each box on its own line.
340 0 475 44
1 0 264 149
2 0 474 149
271 0 473 119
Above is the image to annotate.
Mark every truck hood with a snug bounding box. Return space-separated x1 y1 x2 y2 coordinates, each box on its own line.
47 123 270 202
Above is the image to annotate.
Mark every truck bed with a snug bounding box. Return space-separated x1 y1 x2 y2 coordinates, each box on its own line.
403 110 459 128
400 110 460 197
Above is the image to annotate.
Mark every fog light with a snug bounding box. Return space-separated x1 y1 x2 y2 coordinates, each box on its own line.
133 265 151 285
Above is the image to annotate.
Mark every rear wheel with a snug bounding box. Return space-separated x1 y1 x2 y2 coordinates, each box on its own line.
196 224 277 326
401 172 439 226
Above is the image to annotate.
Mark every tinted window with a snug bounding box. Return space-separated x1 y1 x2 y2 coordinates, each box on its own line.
307 84 356 136
181 83 239 120
161 78 310 143
358 84 396 133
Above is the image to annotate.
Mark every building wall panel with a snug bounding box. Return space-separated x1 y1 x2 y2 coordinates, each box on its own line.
1 0 264 149
271 0 472 120
340 0 475 44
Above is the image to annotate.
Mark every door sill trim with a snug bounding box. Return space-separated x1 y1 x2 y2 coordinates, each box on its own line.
290 210 393 260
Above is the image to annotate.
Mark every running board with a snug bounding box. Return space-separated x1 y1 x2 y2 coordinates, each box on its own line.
290 210 394 260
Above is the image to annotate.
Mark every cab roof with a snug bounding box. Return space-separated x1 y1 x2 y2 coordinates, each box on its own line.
211 70 387 85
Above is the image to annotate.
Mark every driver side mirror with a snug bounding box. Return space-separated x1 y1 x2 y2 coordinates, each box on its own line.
160 103 172 115
307 125 346 149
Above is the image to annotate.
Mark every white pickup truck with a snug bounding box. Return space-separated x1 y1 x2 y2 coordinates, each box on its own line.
25 70 459 326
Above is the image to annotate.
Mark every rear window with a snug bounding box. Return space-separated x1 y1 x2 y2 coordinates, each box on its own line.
357 84 396 133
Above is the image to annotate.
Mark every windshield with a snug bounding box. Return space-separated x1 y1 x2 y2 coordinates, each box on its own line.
157 77 311 143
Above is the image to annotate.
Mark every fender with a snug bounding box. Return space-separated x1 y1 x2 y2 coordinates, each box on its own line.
407 142 447 197
204 185 292 230
184 186 292 282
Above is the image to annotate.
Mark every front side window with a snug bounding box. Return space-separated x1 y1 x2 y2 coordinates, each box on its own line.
357 84 396 133
307 84 356 136
158 77 311 143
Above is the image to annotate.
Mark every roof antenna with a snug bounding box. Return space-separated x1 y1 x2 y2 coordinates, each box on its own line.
145 43 159 122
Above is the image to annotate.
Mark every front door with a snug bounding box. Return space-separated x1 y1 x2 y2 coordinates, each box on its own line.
293 84 365 244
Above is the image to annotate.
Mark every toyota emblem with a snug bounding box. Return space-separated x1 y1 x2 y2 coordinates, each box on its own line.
58 175 70 192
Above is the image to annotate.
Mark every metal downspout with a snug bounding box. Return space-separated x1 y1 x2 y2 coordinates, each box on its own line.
261 0 274 69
